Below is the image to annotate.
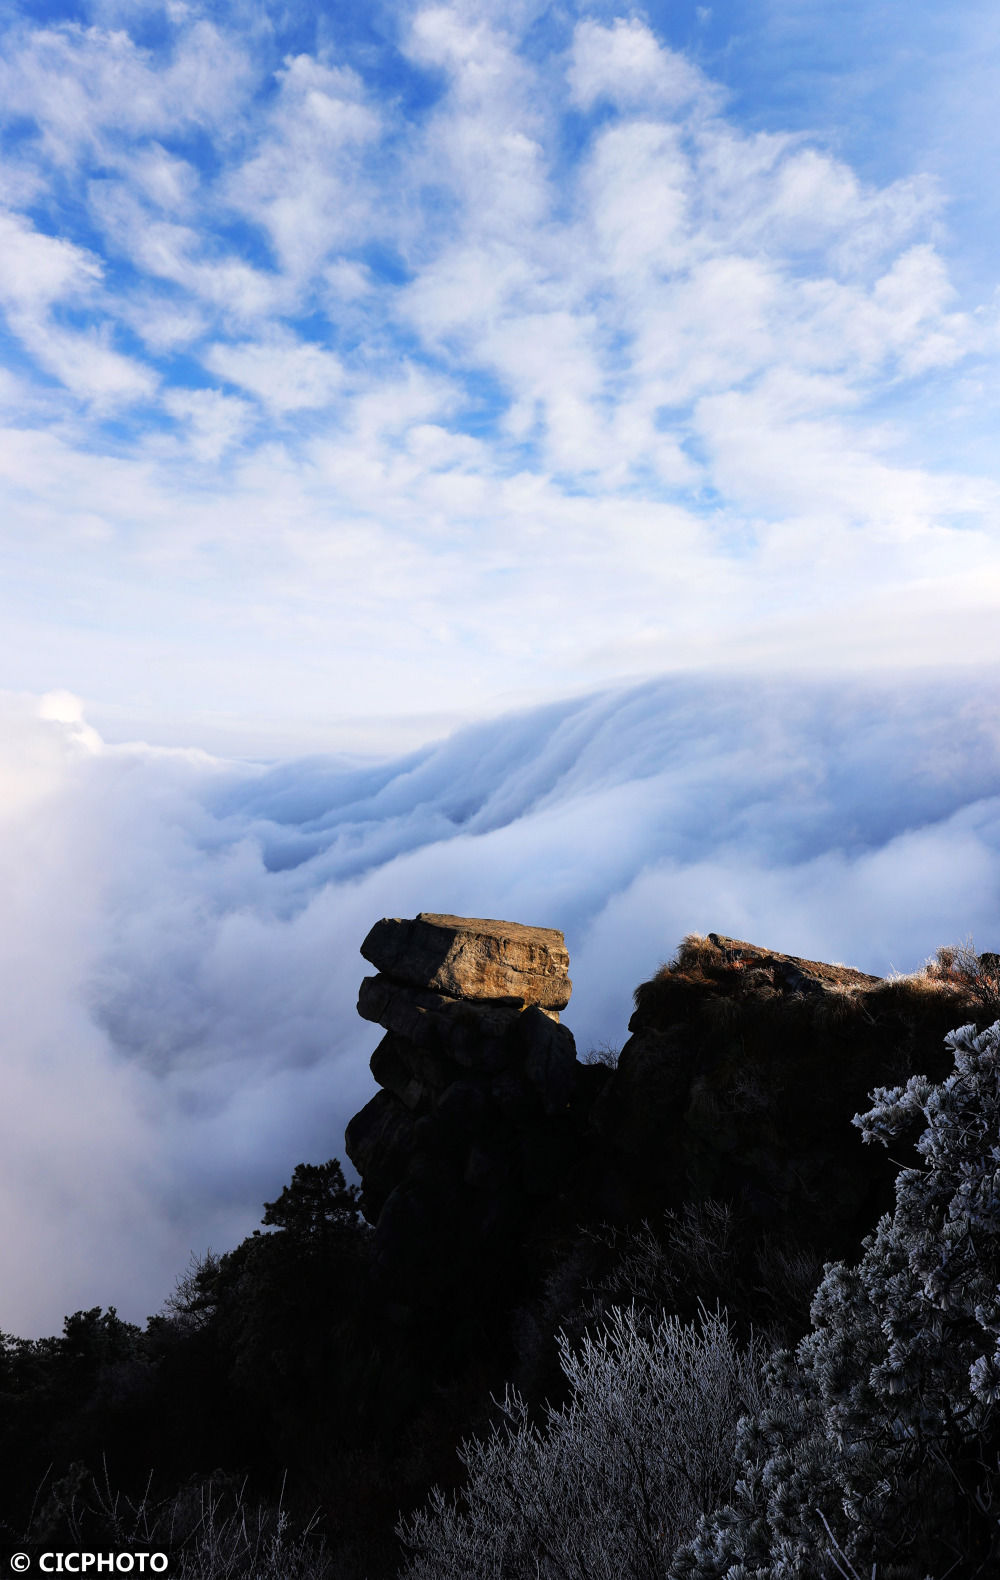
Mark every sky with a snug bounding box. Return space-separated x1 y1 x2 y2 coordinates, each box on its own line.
2 0 1000 1333
0 0 999 751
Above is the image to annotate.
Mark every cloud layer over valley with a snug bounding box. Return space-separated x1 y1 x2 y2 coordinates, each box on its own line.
5 673 1000 1335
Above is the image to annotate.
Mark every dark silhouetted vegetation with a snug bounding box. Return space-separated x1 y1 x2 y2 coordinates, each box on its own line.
7 948 1000 1576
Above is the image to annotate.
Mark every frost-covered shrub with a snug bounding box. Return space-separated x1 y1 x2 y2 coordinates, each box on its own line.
398 1304 769 1580
27 1466 332 1579
673 1020 1000 1580
576 1200 820 1342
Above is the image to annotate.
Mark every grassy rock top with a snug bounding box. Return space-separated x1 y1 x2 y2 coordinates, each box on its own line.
632 931 996 1031
607 932 1000 1253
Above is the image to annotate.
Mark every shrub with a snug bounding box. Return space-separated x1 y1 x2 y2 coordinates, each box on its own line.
397 1304 770 1580
25 1465 332 1580
577 1201 822 1345
582 1042 621 1068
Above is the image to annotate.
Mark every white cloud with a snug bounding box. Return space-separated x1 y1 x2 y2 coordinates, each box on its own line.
0 8 994 813
0 208 155 407
691 126 941 271
0 19 254 165
404 4 552 241
123 293 208 352
204 335 344 413
568 18 717 114
399 240 533 343
164 387 254 461
407 3 520 87
226 54 382 280
0 208 101 309
3 673 1000 1334
87 181 285 319
114 142 199 213
477 308 610 471
579 120 691 279
15 318 156 407
692 376 996 531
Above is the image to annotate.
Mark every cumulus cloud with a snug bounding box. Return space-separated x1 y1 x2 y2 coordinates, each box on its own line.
5 674 1000 1336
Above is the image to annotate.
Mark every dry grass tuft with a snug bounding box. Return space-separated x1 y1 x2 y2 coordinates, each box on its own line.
876 940 1000 1018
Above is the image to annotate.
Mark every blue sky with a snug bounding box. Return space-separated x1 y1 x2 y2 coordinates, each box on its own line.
1 0 998 752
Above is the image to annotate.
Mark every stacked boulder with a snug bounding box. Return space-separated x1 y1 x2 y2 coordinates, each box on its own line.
345 913 596 1291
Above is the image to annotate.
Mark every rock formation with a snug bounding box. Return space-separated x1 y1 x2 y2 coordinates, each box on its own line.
594 933 927 1239
345 913 599 1297
360 912 571 1014
347 918 999 1309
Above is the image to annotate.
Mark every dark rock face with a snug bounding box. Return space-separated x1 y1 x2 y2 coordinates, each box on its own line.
346 920 998 1308
344 1090 418 1219
346 915 590 1300
595 932 987 1251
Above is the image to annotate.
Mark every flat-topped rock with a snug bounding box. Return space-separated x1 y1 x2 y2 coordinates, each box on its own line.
360 912 572 1010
